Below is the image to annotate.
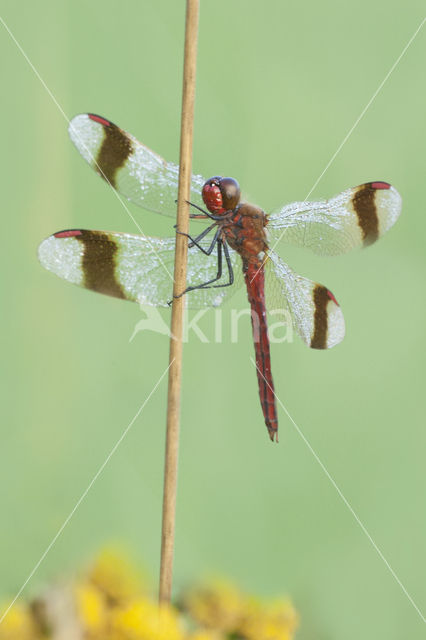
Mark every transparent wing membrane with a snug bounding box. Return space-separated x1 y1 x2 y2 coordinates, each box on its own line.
265 250 345 348
268 182 401 255
69 114 206 217
38 230 242 309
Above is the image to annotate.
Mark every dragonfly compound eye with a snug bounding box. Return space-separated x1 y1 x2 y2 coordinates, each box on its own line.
218 177 241 210
202 177 225 214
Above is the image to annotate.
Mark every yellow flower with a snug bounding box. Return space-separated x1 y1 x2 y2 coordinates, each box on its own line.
0 555 299 640
183 582 298 640
0 603 35 640
187 630 225 640
182 580 245 633
88 547 145 605
239 596 299 640
75 582 108 634
111 598 184 640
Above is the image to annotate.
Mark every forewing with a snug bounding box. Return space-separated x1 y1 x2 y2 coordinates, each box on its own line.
68 114 206 216
38 230 242 309
265 249 345 348
268 182 401 255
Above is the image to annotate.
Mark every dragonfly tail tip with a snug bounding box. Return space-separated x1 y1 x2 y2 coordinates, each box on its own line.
268 428 279 443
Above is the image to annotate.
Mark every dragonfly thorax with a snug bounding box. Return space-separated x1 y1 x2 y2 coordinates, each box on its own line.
202 176 241 215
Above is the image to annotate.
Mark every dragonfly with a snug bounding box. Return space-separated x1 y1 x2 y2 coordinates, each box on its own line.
38 114 402 442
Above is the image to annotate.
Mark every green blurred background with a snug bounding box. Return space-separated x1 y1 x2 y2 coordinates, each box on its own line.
1 1 425 637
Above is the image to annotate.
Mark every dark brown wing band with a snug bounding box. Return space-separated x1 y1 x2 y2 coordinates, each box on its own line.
311 285 332 349
352 183 380 246
89 115 134 189
77 230 127 299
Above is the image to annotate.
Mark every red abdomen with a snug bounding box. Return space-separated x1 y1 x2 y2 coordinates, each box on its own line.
244 260 278 441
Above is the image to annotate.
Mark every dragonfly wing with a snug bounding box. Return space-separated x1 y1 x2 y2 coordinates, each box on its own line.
267 182 401 255
265 249 345 348
69 114 206 217
38 230 242 309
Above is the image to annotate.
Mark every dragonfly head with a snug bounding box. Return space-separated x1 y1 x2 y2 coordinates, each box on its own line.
202 176 241 214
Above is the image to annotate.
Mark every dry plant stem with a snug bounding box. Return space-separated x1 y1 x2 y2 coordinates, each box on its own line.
159 0 200 604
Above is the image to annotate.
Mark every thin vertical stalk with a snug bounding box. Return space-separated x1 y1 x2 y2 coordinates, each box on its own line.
159 0 199 604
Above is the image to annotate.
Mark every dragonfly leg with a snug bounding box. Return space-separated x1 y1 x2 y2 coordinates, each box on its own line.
212 239 234 288
185 240 234 291
174 198 224 221
187 200 222 220
175 223 218 253
169 240 227 305
173 240 223 300
170 240 235 306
